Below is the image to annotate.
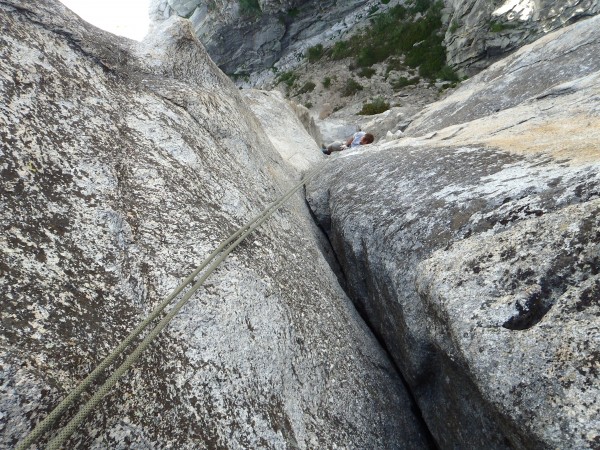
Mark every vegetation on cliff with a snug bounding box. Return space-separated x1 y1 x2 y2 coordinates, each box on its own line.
273 0 459 118
307 0 458 82
239 0 261 15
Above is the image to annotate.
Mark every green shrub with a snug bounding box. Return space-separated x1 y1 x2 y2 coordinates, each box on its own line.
296 81 316 95
385 58 405 75
358 67 377 78
332 0 449 80
239 0 261 15
438 82 458 92
229 72 250 82
277 71 299 87
381 0 391 4
368 5 380 16
410 42 446 79
306 44 324 63
489 21 518 32
356 45 387 67
392 76 420 90
317 0 451 81
331 41 353 60
359 97 390 115
340 78 363 97
322 77 332 89
409 0 436 14
287 7 300 17
449 19 459 33
438 65 459 82
304 101 313 109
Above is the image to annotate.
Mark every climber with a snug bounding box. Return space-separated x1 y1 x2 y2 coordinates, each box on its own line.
322 131 374 155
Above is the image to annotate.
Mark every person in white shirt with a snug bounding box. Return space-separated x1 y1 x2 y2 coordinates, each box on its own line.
323 131 374 155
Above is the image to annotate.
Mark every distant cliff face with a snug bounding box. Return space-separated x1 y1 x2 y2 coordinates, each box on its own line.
150 0 371 74
444 0 600 74
151 0 600 78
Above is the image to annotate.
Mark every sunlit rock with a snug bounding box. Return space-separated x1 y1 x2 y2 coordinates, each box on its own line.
0 0 430 447
307 15 600 449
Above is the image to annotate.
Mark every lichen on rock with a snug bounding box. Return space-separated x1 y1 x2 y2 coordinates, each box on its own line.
0 0 430 448
306 15 600 449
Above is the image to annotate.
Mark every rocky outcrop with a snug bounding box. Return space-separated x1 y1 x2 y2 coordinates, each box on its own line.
287 100 324 149
149 0 377 75
411 12 600 136
0 1 431 448
151 0 600 81
242 89 323 170
307 15 600 449
444 0 600 74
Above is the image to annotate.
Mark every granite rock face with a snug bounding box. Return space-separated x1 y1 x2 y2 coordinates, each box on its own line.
151 0 600 80
444 0 600 74
409 13 600 136
242 89 323 171
149 0 374 75
307 16 600 449
0 1 430 448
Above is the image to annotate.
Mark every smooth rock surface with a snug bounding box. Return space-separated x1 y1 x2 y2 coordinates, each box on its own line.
242 89 323 171
0 1 430 448
307 16 600 449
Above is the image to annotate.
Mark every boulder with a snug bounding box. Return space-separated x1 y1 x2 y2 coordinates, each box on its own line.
0 1 431 448
307 16 600 449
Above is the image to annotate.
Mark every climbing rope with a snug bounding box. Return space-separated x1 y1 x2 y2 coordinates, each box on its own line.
17 158 330 449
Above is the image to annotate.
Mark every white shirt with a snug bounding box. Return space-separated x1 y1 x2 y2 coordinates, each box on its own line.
350 131 366 147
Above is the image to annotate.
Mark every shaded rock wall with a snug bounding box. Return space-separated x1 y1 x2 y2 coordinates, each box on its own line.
150 0 600 81
149 0 375 75
307 16 600 449
0 1 430 448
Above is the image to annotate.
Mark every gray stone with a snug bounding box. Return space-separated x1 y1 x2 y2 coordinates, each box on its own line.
444 0 600 74
148 0 374 75
0 1 431 448
168 0 199 17
306 15 600 449
416 198 600 448
242 89 324 171
408 14 600 137
150 0 600 81
285 98 324 149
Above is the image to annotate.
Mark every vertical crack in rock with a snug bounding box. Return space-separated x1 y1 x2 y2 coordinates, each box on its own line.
303 189 440 449
306 78 600 449
0 1 435 447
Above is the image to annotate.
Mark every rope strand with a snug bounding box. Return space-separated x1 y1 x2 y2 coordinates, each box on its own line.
17 159 329 449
